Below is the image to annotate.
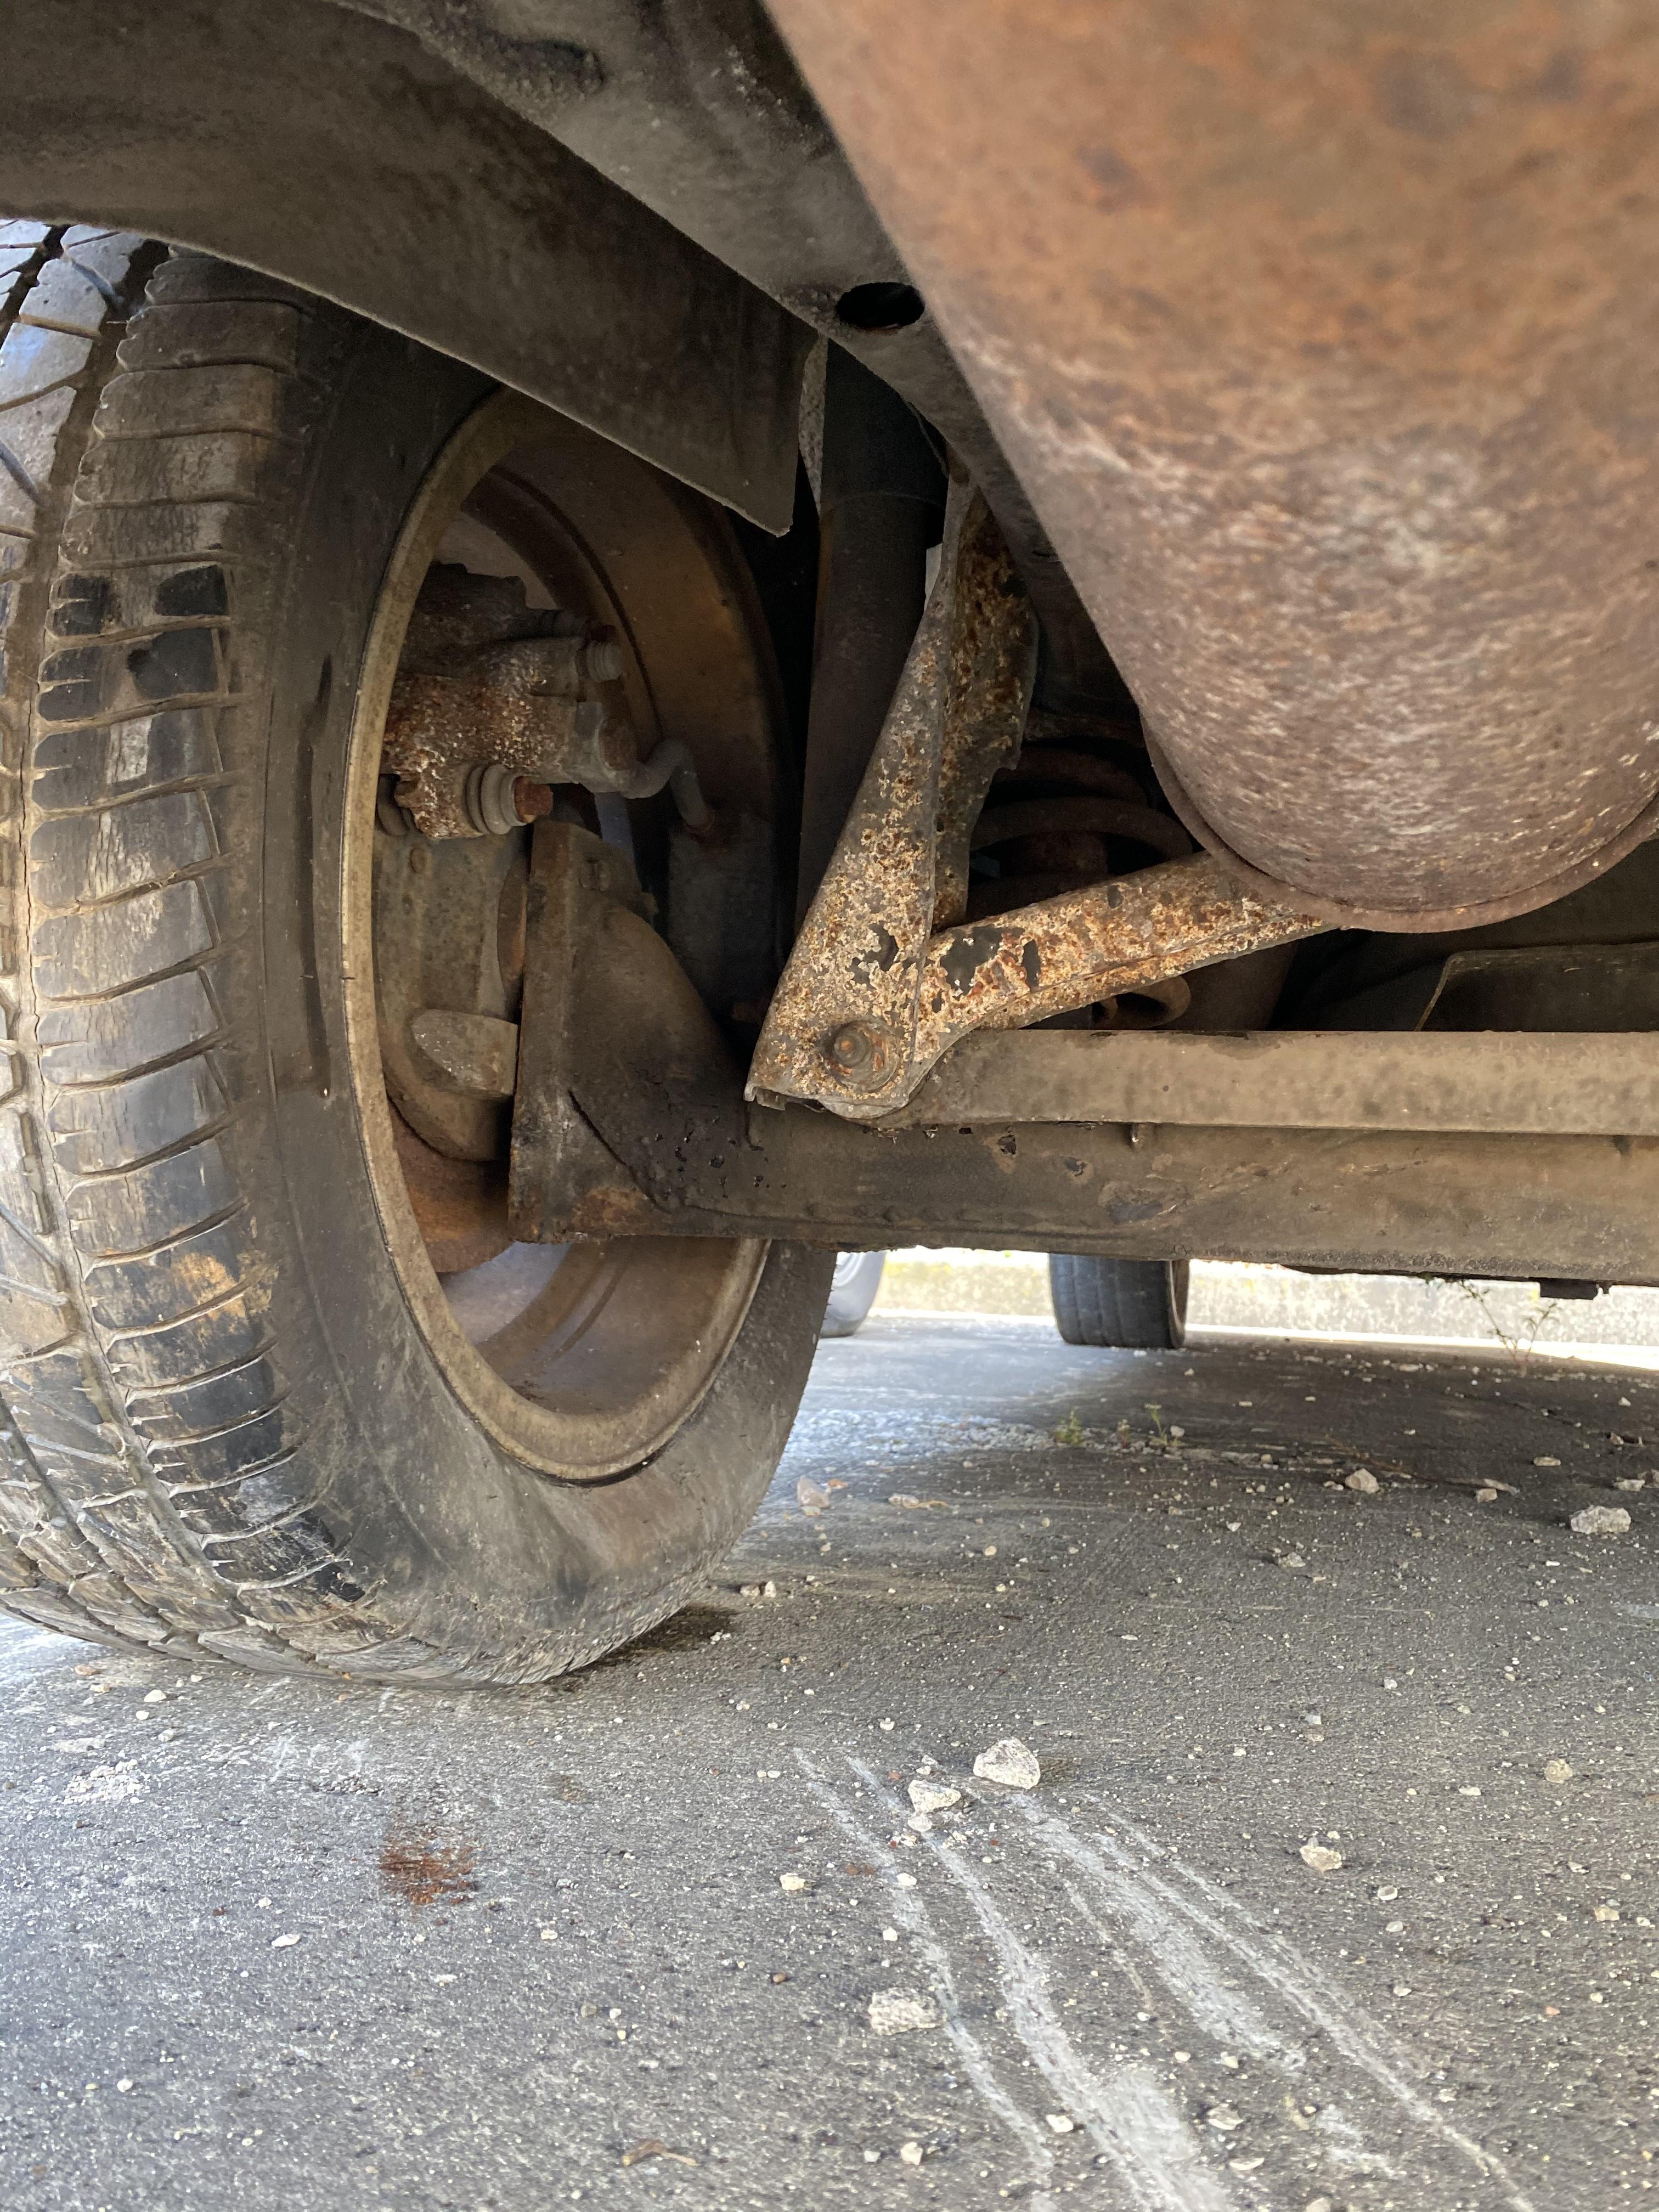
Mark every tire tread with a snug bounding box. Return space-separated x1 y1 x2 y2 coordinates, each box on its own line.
0 235 377 1668
1049 1254 1187 1349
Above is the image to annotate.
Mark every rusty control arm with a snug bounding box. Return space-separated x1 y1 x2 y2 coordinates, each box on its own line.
749 480 1327 1120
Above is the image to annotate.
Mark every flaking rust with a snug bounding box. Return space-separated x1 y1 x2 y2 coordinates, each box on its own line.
380 564 616 838
752 477 1322 1121
751 479 1037 1114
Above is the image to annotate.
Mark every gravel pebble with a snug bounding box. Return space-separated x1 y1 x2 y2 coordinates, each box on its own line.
868 1990 940 2035
973 1737 1041 1789
1569 1505 1632 1535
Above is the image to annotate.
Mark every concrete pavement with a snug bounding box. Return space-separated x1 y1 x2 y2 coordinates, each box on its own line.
1 1316 1654 2211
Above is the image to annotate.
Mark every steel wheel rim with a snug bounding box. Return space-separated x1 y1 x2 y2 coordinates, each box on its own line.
343 392 770 1480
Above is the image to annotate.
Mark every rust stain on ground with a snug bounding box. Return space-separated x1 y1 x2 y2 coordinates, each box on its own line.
377 1827 481 1910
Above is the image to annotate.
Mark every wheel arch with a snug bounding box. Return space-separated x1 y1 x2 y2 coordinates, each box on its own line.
0 0 809 533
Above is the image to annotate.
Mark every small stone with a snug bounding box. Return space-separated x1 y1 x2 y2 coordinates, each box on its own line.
1475 1487 1498 1504
1594 1903 1621 1923
1615 1476 1645 1492
1458 1786 1482 1798
269 1933 301 1949
797 1476 832 1514
1204 2103 1243 2132
1534 1456 1561 1468
116 2078 133 2094
539 1927 559 1942
909 1779 961 1815
142 1688 167 1705
1375 1884 1399 1901
1569 1505 1631 1535
1229 2156 1265 2174
1300 1842 1344 1873
1044 2113 1075 2135
1277 1552 1306 1569
906 1813 933 1836
1543 1758 1573 1785
895 1872 917 1889
878 1718 895 1732
1345 1469 1380 1494
973 1737 1041 1789
779 1872 808 1893
898 2141 924 2167
868 1989 940 2035
1305 2199 1335 2212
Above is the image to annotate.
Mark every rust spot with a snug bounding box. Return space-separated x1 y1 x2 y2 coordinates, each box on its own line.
377 1828 481 1910
939 923 1003 996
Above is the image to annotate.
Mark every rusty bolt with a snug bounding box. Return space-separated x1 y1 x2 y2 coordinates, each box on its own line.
465 761 555 835
822 1019 896 1091
511 777 555 822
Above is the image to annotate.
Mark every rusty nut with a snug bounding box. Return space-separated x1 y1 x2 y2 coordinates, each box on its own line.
822 1019 897 1091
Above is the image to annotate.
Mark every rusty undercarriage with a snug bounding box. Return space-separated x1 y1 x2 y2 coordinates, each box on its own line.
14 0 1659 1294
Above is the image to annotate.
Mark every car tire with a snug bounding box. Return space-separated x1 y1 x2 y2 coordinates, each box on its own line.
820 1251 886 1338
0 224 831 1683
1048 1255 1189 1348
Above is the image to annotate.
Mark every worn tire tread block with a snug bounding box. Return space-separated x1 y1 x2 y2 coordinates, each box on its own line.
0 233 365 1666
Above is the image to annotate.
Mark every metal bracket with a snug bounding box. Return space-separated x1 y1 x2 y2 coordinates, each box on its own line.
507 818 742 1242
750 483 1326 1121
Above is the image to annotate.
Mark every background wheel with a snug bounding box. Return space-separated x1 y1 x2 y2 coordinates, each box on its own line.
0 227 830 1681
820 1251 886 1338
1049 1255 1189 1348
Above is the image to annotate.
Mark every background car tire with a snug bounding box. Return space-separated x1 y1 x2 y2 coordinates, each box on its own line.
0 224 831 1683
1048 1255 1189 1348
820 1251 886 1338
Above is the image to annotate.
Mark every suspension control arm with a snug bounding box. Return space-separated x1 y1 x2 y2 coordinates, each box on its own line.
749 480 1325 1120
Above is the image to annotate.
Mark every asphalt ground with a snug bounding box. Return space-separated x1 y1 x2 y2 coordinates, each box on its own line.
1 1315 1654 2212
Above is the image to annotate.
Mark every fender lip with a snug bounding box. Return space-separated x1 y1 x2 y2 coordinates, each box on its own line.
0 0 809 532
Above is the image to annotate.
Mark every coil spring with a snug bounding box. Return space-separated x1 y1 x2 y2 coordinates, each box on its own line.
967 708 1195 1028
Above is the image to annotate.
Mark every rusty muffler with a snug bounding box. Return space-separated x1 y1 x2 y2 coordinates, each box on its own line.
765 0 1659 928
